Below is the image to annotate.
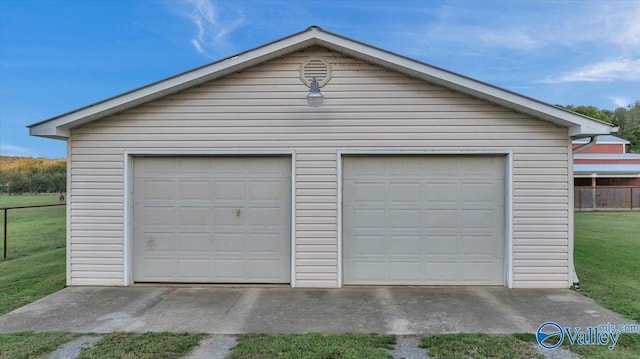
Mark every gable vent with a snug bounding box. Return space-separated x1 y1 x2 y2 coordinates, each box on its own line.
301 58 331 87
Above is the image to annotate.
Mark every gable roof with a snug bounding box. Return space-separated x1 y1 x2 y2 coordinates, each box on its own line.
29 26 614 140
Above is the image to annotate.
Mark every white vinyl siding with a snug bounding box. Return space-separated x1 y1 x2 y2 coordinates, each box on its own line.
68 46 570 288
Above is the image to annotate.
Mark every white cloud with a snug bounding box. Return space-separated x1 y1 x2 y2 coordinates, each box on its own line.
540 58 640 83
180 0 246 57
0 143 34 156
609 96 630 108
425 1 640 53
476 29 546 51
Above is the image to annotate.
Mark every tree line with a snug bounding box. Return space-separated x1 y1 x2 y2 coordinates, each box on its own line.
0 157 66 194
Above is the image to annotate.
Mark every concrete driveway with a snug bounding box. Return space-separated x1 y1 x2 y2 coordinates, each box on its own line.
0 286 633 334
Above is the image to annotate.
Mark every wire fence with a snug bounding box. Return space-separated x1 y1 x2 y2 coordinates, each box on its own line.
575 186 640 211
1 203 66 259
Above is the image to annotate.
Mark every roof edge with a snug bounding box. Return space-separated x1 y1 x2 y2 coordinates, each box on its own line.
29 26 615 139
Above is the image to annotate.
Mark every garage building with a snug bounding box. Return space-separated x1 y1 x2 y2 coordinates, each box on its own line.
29 27 614 288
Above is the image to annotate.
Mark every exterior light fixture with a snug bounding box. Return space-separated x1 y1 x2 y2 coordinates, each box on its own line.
306 77 323 107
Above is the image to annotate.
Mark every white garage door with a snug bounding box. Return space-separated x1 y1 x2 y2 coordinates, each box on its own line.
133 156 291 283
343 155 505 285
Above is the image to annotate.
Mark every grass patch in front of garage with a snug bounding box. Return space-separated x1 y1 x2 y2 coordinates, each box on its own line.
561 333 640 359
574 212 640 322
1 194 66 316
419 333 541 359
0 248 66 316
0 331 78 359
76 332 205 359
229 333 396 359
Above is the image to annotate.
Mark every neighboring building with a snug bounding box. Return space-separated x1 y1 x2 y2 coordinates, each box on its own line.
29 27 614 289
572 135 640 210
572 135 629 154
573 135 640 186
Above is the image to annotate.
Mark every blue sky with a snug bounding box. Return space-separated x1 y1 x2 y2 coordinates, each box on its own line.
1 0 639 159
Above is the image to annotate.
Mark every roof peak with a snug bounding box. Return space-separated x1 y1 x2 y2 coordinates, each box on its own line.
28 26 614 140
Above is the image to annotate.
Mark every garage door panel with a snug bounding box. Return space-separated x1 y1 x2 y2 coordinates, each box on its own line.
459 183 497 201
211 259 245 280
460 262 502 282
248 180 289 200
349 235 386 256
348 182 385 201
388 159 422 177
178 259 209 277
427 236 458 255
178 181 210 199
211 233 246 253
460 209 495 229
425 262 458 281
390 236 421 255
424 183 457 203
458 160 498 177
133 156 290 283
389 209 421 228
246 259 289 279
349 208 385 229
135 157 175 175
212 180 245 200
425 209 457 228
137 233 175 252
423 159 456 176
138 180 175 200
388 182 421 201
140 258 175 280
178 233 209 253
141 207 175 224
177 207 209 226
460 235 499 256
343 155 505 285
390 262 421 281
246 234 286 253
350 261 386 282
247 207 286 226
177 158 211 175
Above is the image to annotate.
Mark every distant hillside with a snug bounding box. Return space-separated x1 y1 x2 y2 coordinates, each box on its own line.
0 156 66 166
0 156 67 193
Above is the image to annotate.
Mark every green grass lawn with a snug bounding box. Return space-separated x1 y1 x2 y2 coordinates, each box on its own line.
420 333 539 359
0 194 66 315
0 332 78 359
0 194 66 260
77 332 206 359
229 333 396 359
574 212 640 322
0 193 63 207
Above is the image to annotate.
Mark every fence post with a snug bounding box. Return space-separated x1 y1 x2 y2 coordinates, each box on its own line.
578 188 582 211
632 187 634 211
591 177 597 210
3 208 6 259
